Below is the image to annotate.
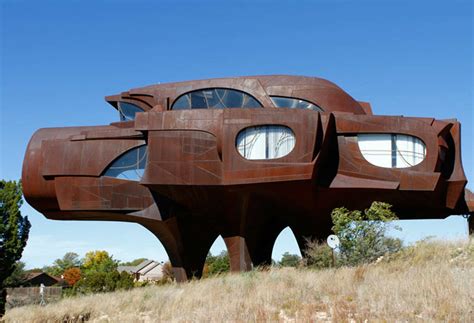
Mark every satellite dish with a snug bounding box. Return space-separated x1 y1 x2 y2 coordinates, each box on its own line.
327 235 340 249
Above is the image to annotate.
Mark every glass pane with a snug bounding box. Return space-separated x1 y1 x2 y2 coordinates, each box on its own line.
172 95 191 110
271 97 296 108
395 135 425 168
118 102 144 121
267 126 296 159
237 126 266 159
205 89 225 109
242 94 262 108
104 145 147 181
172 88 262 110
220 89 243 108
190 91 208 109
270 96 323 112
358 134 426 168
236 126 295 160
358 134 392 168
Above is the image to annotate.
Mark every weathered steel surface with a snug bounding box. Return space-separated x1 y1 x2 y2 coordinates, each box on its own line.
22 75 473 281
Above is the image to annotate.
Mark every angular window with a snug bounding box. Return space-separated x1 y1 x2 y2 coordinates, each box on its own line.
172 88 262 110
236 125 295 160
270 96 323 112
103 145 147 180
358 134 426 168
118 102 144 121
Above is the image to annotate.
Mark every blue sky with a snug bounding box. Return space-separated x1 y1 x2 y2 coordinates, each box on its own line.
1 0 472 268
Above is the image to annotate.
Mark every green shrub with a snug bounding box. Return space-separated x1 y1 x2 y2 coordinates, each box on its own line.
303 202 402 268
75 270 133 294
331 201 402 266
115 271 134 290
278 252 301 267
75 271 106 294
204 251 230 277
303 240 333 269
134 280 150 288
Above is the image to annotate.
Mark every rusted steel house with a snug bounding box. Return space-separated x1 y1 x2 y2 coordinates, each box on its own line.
22 75 473 281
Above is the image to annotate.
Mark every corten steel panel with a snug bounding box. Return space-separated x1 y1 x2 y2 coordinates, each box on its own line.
43 139 145 177
54 177 153 211
22 75 473 281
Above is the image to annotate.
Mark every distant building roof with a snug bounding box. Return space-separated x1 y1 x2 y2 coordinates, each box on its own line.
25 272 43 281
117 265 136 274
23 272 60 286
118 260 163 276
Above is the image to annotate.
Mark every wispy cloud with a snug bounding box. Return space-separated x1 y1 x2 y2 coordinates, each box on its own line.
21 234 94 268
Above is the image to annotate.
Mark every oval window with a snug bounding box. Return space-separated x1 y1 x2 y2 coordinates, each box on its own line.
172 88 262 110
236 126 295 160
103 145 147 180
358 134 426 168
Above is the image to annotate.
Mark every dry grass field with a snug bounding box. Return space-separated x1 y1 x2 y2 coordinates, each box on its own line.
4 239 473 322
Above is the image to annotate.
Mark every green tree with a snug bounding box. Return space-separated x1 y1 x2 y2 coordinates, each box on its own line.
119 258 148 267
331 201 402 266
115 271 134 290
103 270 121 292
3 261 26 287
75 271 107 293
73 250 130 294
278 252 301 267
0 180 31 316
204 251 230 276
44 252 82 276
82 250 117 272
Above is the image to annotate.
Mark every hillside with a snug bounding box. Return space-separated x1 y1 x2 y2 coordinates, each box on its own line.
4 239 473 322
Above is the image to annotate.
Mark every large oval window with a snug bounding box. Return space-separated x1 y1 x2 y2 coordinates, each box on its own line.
172 88 262 110
358 134 426 168
103 145 147 180
236 126 296 160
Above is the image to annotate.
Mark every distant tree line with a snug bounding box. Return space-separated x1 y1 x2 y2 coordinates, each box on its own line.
1 177 404 318
5 201 403 295
7 249 179 295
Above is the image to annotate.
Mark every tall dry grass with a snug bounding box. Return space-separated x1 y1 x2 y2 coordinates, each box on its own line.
4 239 473 322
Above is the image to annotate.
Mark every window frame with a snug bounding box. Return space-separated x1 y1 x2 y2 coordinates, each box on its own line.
357 133 426 169
235 125 296 161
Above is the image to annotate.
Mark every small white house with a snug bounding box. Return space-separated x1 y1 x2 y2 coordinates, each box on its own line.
118 260 164 282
